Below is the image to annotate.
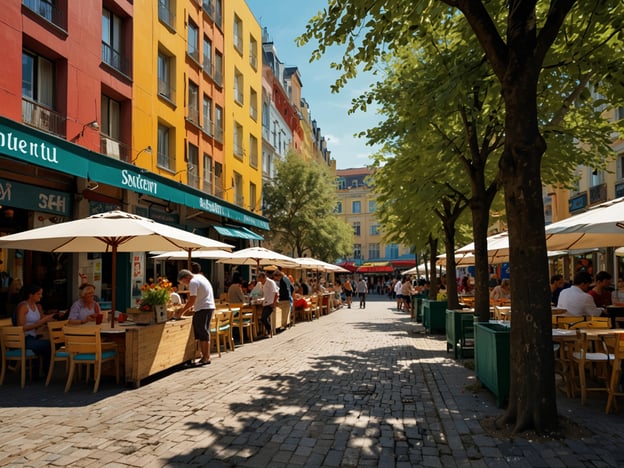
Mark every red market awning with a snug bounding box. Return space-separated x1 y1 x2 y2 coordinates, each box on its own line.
391 260 416 268
338 261 358 272
357 263 393 274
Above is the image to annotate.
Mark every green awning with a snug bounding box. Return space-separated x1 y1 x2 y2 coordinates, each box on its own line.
214 225 264 240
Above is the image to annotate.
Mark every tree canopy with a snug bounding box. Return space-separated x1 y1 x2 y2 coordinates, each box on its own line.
262 151 353 261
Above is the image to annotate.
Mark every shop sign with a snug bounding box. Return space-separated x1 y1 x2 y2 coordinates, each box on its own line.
0 177 70 216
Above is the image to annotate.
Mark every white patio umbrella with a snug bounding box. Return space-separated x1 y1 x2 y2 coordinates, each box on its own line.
150 249 233 260
545 197 624 250
217 246 299 270
0 210 233 327
402 263 446 276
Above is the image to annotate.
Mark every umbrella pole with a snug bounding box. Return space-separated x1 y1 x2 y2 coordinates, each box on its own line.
187 250 192 270
111 244 117 328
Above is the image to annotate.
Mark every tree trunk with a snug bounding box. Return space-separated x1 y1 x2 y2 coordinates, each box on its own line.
428 235 439 298
471 196 494 322
499 70 557 433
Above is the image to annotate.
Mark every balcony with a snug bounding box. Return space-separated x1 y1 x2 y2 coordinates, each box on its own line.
187 107 200 126
202 120 213 137
202 178 213 195
101 42 131 77
158 79 175 102
22 99 64 137
22 0 66 30
589 183 607 205
100 135 129 162
188 172 199 189
213 69 223 87
214 125 223 143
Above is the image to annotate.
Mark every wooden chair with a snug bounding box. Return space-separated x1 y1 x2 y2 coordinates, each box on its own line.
229 303 254 345
1 326 42 388
0 317 13 328
211 311 235 355
555 316 588 329
45 320 69 386
308 295 320 320
569 330 614 404
606 333 624 414
583 317 611 329
63 325 119 393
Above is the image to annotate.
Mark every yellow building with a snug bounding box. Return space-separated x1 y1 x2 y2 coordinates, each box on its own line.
336 168 414 273
223 0 263 213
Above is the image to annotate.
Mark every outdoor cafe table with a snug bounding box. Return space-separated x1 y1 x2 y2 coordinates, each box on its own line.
99 316 199 388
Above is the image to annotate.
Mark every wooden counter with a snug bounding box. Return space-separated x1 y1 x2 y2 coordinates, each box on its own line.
118 318 199 387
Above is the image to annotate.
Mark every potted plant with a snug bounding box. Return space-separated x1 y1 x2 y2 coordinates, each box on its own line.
138 277 174 323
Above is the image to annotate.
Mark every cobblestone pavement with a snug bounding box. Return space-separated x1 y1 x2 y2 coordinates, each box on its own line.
1 297 624 467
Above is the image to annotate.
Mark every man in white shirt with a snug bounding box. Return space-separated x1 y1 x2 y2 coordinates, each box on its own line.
557 271 604 317
177 269 216 365
258 272 279 337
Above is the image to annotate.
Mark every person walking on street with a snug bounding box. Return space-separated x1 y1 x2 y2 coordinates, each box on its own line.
176 269 216 366
357 277 368 309
258 272 279 337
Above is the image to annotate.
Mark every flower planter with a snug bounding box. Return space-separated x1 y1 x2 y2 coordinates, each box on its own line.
474 322 510 408
446 309 475 359
422 299 447 334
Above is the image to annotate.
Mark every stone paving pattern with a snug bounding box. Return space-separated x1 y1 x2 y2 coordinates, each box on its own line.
1 297 624 467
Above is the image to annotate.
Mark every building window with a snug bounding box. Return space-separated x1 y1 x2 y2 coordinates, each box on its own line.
101 95 121 140
250 87 258 120
618 154 624 180
202 94 213 135
214 105 223 142
22 51 54 107
337 178 346 190
203 36 212 75
352 180 358 188
24 0 64 28
158 50 174 101
234 172 244 205
386 244 399 259
187 81 199 124
353 222 361 236
370 224 380 236
234 68 244 105
233 14 243 53
203 153 213 194
187 143 199 188
249 134 258 168
234 121 243 159
249 35 258 69
335 201 342 214
214 51 223 86
157 123 172 169
102 9 128 74
214 161 223 196
187 19 199 62
368 243 380 259
352 201 361 214
368 200 376 213
158 0 175 29
249 182 257 211
353 244 362 260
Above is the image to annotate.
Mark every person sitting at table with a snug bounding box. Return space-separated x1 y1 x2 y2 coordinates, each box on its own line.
249 279 263 300
550 274 566 305
68 283 101 325
490 278 511 302
557 271 604 317
588 271 612 312
14 284 54 376
227 273 246 304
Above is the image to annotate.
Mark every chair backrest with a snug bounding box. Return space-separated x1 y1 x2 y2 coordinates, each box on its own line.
1 326 25 351
47 320 68 347
0 317 13 328
584 317 610 329
556 316 587 329
63 325 102 356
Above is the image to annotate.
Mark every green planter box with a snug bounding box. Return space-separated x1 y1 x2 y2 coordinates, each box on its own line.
475 322 510 408
423 299 447 333
413 295 424 322
446 309 475 359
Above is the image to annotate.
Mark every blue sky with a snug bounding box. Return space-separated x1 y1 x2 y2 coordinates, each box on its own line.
246 0 381 170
